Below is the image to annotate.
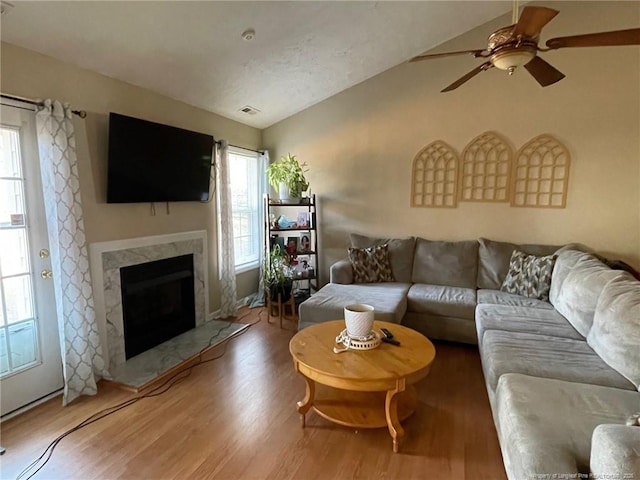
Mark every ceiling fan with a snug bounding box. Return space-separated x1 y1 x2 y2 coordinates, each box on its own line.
409 3 640 92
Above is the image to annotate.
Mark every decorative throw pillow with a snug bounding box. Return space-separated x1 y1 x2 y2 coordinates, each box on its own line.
348 244 395 283
500 250 557 301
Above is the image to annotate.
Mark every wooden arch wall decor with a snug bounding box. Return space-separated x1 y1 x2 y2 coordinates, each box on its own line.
459 131 512 203
511 134 571 208
411 140 459 208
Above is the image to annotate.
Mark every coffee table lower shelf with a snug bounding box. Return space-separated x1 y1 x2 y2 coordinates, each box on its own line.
312 384 418 429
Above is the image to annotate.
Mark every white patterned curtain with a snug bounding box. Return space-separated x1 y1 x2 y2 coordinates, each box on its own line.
249 150 269 307
35 99 107 405
216 140 238 317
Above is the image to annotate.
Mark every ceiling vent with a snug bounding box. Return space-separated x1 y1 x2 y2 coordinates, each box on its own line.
0 1 14 15
239 105 260 115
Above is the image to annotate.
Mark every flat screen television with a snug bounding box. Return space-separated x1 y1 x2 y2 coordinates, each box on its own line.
107 113 214 203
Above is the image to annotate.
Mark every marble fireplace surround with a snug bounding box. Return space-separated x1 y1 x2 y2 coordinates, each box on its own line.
89 231 209 374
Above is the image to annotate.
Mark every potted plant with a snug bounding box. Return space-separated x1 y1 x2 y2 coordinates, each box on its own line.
262 244 294 302
266 153 309 203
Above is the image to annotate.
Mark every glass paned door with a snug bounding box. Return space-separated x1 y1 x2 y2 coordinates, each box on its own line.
0 105 62 416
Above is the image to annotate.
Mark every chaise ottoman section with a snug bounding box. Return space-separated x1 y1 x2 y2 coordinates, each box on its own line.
298 282 411 330
496 373 640 479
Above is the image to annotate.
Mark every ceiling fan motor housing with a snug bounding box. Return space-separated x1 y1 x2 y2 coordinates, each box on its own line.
488 25 538 72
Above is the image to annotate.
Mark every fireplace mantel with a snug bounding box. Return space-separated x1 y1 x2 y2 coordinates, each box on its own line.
89 231 208 373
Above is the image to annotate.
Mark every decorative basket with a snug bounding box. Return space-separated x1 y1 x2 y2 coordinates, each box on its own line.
335 329 381 352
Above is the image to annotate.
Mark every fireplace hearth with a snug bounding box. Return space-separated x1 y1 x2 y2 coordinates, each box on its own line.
120 254 196 359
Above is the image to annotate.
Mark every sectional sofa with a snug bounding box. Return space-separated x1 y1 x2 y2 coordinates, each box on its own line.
298 234 640 479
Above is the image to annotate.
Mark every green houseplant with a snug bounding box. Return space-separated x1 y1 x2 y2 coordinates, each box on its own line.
266 153 309 202
262 244 294 302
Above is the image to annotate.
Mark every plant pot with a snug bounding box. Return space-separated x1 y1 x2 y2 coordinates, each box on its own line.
270 282 293 303
278 182 294 203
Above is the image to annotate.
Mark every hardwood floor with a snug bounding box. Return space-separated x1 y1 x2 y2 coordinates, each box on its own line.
0 308 506 479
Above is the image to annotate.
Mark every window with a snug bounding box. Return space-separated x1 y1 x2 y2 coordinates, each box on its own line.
228 147 261 271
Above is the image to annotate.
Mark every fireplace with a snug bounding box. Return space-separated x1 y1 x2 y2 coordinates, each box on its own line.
120 254 196 359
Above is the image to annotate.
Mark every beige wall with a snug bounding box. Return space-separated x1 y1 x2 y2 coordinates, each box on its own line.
1 42 261 312
263 1 640 281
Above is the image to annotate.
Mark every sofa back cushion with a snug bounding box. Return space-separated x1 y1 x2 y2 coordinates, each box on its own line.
549 248 590 305
350 234 415 283
553 254 621 337
587 273 640 391
477 238 560 290
412 238 478 288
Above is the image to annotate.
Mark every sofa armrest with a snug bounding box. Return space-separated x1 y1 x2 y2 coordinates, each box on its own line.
590 424 640 477
330 258 353 284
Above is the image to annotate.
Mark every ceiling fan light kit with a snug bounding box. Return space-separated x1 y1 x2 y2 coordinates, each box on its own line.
491 47 536 74
409 5 640 92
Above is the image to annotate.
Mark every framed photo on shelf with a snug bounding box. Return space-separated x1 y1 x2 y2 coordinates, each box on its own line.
296 211 310 228
294 255 313 277
286 237 298 256
299 232 312 253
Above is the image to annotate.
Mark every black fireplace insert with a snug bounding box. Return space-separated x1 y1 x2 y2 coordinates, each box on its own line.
120 254 196 359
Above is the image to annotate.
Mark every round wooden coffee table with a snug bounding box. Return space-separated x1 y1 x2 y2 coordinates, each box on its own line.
289 320 436 452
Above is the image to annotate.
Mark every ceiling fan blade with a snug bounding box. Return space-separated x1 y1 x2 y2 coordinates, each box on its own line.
409 49 486 62
513 6 559 38
524 56 565 87
441 62 492 92
546 28 640 49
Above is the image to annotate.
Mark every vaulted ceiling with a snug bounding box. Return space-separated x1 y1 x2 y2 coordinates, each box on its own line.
1 1 514 128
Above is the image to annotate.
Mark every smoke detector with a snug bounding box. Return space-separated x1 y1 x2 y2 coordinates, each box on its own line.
1 1 14 15
241 29 255 41
239 105 260 115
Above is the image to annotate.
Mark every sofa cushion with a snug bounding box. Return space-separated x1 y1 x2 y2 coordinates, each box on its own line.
496 373 640 479
475 304 583 343
402 312 478 345
590 424 640 478
553 254 621 337
350 234 415 283
407 284 476 320
477 289 554 309
298 282 410 329
500 250 557 301
477 238 560 290
549 249 589 305
588 272 640 391
411 238 478 288
347 244 394 283
482 330 636 392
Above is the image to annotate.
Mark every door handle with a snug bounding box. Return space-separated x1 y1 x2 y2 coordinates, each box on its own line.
41 270 53 280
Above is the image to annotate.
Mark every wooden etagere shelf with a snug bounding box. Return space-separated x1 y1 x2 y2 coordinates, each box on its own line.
264 193 319 296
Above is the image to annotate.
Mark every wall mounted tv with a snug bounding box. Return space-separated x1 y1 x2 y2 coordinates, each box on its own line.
107 113 214 203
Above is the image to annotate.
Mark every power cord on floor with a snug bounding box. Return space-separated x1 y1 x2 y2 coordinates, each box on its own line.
15 307 266 480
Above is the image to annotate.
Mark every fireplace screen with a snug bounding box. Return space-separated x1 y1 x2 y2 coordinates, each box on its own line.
120 254 196 359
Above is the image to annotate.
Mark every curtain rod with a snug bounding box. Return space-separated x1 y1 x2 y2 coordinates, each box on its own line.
215 140 264 154
0 93 87 118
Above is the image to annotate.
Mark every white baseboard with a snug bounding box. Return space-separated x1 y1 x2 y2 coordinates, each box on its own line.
208 294 257 321
1 389 63 422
